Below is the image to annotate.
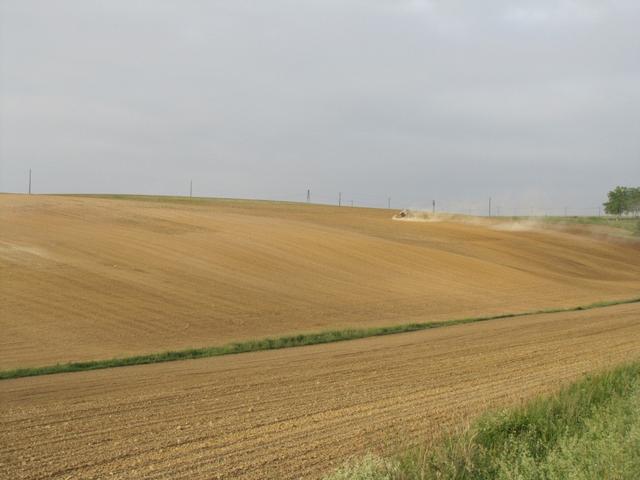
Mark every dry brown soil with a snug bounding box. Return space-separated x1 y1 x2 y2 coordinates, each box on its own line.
2 194 639 369
1 303 639 479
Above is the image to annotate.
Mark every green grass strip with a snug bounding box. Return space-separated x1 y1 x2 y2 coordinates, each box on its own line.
2 297 639 381
325 359 640 480
538 215 640 235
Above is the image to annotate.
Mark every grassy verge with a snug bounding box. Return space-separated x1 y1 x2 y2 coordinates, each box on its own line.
1 297 639 381
57 194 297 207
325 360 640 480
57 194 383 211
539 215 640 235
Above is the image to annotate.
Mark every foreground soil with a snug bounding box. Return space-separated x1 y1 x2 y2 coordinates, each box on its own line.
2 303 639 479
2 194 640 369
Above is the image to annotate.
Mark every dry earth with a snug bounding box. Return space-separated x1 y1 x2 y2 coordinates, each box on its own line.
1 303 640 479
2 194 640 369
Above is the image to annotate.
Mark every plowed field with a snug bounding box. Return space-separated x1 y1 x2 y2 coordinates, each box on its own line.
1 303 639 479
2 194 639 369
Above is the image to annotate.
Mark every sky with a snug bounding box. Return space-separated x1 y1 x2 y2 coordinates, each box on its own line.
1 0 639 215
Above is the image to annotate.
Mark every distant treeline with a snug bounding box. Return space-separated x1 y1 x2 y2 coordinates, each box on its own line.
604 186 640 216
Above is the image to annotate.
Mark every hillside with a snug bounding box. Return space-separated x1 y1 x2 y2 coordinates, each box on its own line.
1 194 639 369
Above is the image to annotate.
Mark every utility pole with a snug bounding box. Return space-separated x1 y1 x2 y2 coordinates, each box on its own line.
338 192 342 207
489 197 492 217
190 180 193 199
350 200 354 207
28 169 32 195
388 197 391 209
497 206 500 216
432 200 435 214
307 189 311 203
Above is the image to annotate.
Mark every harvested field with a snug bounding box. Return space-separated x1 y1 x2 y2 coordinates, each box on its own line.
2 194 640 369
1 303 640 479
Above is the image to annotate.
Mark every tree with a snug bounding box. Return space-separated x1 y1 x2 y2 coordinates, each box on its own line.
629 187 640 217
604 186 628 215
604 186 640 216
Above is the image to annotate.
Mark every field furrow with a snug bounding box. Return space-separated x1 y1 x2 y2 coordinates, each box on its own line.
2 303 639 479
2 194 640 369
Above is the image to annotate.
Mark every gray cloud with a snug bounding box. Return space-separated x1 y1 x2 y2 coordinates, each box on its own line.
1 0 639 214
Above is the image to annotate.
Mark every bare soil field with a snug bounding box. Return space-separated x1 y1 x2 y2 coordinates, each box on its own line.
1 194 640 369
1 303 639 479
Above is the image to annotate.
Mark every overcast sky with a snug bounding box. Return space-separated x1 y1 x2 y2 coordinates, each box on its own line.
1 1 638 214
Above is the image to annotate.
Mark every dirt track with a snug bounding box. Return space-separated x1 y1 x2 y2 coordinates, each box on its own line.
2 194 640 369
2 303 639 479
